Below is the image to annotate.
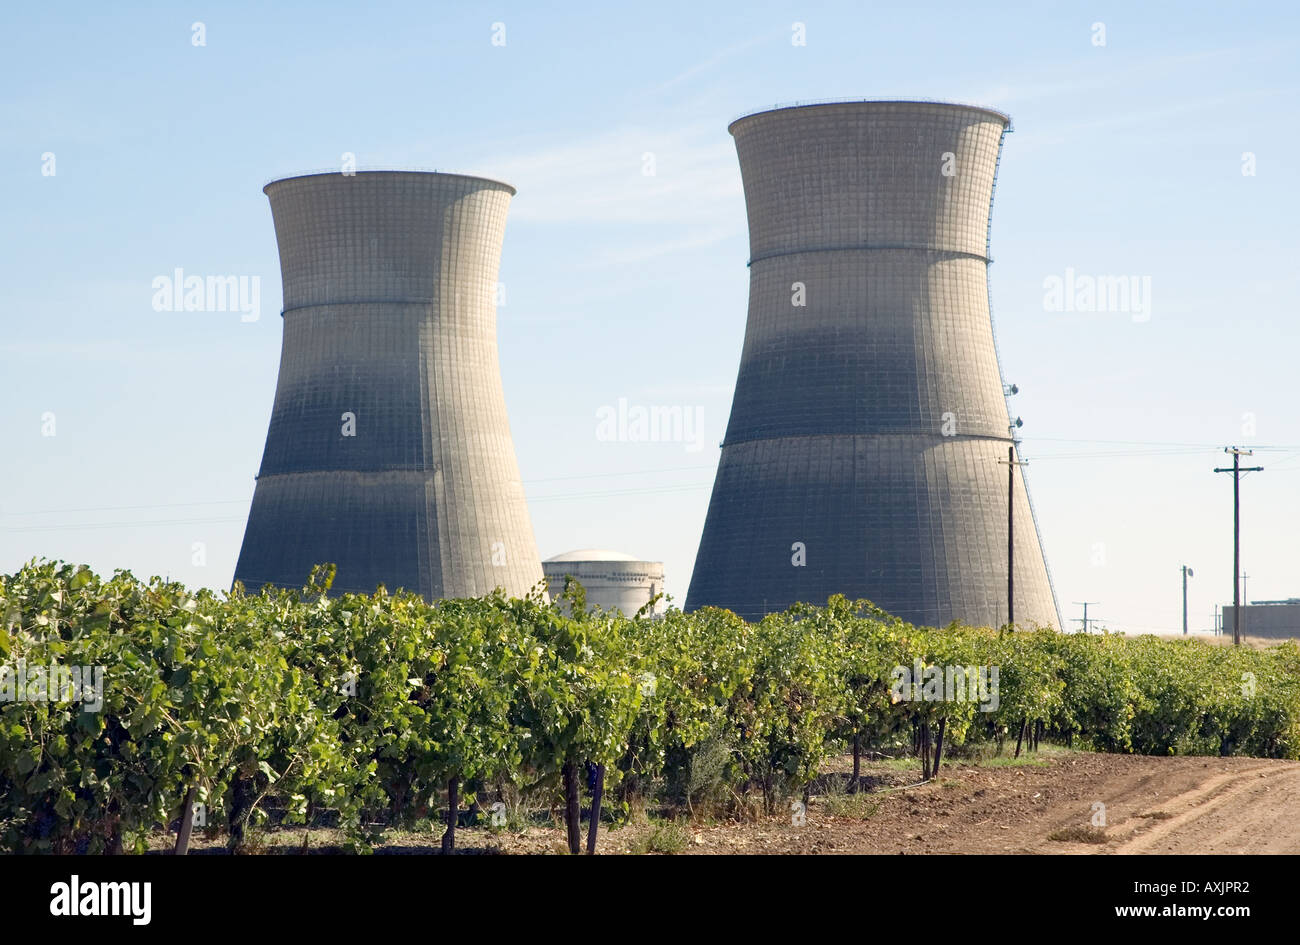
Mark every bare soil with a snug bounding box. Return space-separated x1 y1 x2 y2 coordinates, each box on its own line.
158 748 1300 854
642 749 1300 855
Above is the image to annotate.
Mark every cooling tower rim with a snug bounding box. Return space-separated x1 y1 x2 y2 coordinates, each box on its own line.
728 98 1012 135
262 167 517 196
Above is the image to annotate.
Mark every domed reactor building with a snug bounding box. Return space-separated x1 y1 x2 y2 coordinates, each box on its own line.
233 170 544 600
686 101 1060 629
542 550 667 617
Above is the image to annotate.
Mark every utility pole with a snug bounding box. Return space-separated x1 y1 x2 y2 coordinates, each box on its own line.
999 446 1029 629
1241 572 1250 639
1181 565 1194 635
1213 447 1263 646
1072 601 1098 634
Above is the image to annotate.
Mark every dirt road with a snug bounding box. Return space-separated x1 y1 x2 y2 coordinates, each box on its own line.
675 752 1300 855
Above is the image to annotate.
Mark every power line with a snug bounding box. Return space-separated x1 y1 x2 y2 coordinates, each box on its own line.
3 517 245 533
7 440 1296 521
1031 437 1300 450
2 499 250 517
531 482 711 502
0 483 718 531
0 465 719 519
1260 450 1300 472
4 442 1294 538
1027 448 1218 460
525 464 716 484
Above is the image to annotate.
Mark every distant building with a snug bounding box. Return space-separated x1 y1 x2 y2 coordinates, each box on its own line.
543 550 666 616
1221 600 1300 641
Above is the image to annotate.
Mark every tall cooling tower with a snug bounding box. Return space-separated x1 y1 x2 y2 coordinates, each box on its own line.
233 170 544 600
686 101 1059 629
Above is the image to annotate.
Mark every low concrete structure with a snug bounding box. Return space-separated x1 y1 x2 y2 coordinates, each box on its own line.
543 550 666 616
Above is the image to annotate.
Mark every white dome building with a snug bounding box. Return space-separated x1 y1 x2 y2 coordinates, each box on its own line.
543 550 666 617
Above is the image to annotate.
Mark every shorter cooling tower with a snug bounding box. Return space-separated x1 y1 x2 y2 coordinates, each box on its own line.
543 550 666 616
234 170 544 601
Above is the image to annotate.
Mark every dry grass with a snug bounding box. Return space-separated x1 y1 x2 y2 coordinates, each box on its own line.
1047 824 1108 844
1142 631 1294 650
627 820 691 855
821 792 883 820
1201 634 1293 650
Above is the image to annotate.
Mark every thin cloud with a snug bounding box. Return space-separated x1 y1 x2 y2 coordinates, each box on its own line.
1015 86 1296 148
968 42 1297 109
475 123 743 225
654 30 783 93
581 226 740 268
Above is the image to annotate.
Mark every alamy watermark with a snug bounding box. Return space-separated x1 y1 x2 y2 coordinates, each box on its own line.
1043 267 1151 322
1 659 105 712
890 661 1000 712
50 875 150 925
152 268 260 322
596 397 705 453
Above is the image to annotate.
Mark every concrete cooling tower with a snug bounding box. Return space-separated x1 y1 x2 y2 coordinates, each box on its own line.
686 101 1060 629
233 170 544 600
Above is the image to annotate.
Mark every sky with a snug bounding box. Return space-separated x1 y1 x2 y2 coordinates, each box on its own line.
1 1 1298 635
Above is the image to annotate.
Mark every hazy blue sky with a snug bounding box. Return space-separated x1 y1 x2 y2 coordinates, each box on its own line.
2 1 1297 634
